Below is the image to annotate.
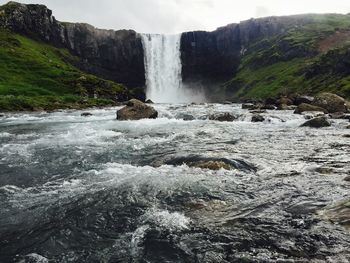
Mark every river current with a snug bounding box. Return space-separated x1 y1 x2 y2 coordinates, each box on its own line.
0 104 349 262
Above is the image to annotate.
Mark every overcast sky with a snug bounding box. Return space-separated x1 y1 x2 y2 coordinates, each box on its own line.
3 0 350 33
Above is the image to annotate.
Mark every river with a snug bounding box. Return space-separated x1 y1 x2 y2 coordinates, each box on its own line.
0 104 349 262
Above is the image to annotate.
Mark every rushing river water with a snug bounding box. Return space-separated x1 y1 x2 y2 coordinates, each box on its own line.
0 104 349 263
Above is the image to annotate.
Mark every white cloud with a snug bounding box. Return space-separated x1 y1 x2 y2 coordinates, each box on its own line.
2 0 350 33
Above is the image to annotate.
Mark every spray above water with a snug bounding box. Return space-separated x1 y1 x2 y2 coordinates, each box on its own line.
141 34 204 103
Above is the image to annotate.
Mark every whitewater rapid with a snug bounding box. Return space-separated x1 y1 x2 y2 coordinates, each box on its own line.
0 104 350 262
141 34 204 103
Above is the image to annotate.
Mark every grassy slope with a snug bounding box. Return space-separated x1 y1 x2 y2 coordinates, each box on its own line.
0 28 125 111
225 14 350 100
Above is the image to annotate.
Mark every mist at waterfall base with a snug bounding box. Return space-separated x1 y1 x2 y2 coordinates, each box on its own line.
141 34 205 103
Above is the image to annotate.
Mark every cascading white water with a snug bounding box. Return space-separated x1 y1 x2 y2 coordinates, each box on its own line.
141 34 203 103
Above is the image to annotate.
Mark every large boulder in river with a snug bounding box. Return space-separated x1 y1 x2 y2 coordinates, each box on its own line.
294 103 328 114
301 116 331 128
312 93 347 113
251 114 265 122
294 95 314 105
209 113 237 122
116 99 158 120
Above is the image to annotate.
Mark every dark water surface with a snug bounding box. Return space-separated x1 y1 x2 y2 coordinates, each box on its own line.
0 104 349 262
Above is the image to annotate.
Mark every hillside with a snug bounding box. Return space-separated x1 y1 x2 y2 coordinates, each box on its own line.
223 14 350 100
0 2 135 111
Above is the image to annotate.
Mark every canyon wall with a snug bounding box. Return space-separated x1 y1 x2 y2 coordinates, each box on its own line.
0 2 145 88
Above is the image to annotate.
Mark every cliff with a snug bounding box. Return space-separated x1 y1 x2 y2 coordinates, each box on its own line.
0 1 145 88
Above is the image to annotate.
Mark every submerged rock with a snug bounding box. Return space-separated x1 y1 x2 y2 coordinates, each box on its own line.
192 160 232 170
160 155 257 172
209 113 237 122
260 104 276 110
321 200 350 228
116 99 158 120
301 116 331 128
242 103 258 110
176 113 195 121
294 103 327 114
312 93 347 113
81 112 93 117
251 114 265 122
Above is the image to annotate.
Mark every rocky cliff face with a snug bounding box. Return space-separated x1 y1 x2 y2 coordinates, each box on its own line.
63 23 145 88
180 24 241 84
180 15 315 88
0 1 145 88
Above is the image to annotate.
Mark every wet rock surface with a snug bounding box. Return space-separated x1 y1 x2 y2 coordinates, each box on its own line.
312 93 347 113
251 114 265 122
117 99 158 120
81 112 93 117
0 104 349 262
209 112 237 122
301 116 331 128
294 103 328 114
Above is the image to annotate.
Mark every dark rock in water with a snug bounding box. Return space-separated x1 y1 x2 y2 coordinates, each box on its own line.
145 99 154 104
81 112 93 117
161 155 257 172
301 116 331 128
343 134 350 138
347 125 350 129
260 104 276 110
344 176 350 182
294 103 328 114
176 113 195 121
322 200 350 228
295 95 314 105
277 97 293 106
312 93 347 113
329 112 350 120
209 113 237 122
117 99 158 120
315 167 334 174
251 114 265 122
242 103 258 110
0 114 4 117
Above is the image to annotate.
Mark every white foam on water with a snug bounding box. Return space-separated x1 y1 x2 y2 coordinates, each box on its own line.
141 208 190 231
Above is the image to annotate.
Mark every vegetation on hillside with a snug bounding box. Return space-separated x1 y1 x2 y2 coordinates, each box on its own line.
0 28 127 111
225 14 350 100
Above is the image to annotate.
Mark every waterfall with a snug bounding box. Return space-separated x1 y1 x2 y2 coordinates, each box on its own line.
141 34 203 103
